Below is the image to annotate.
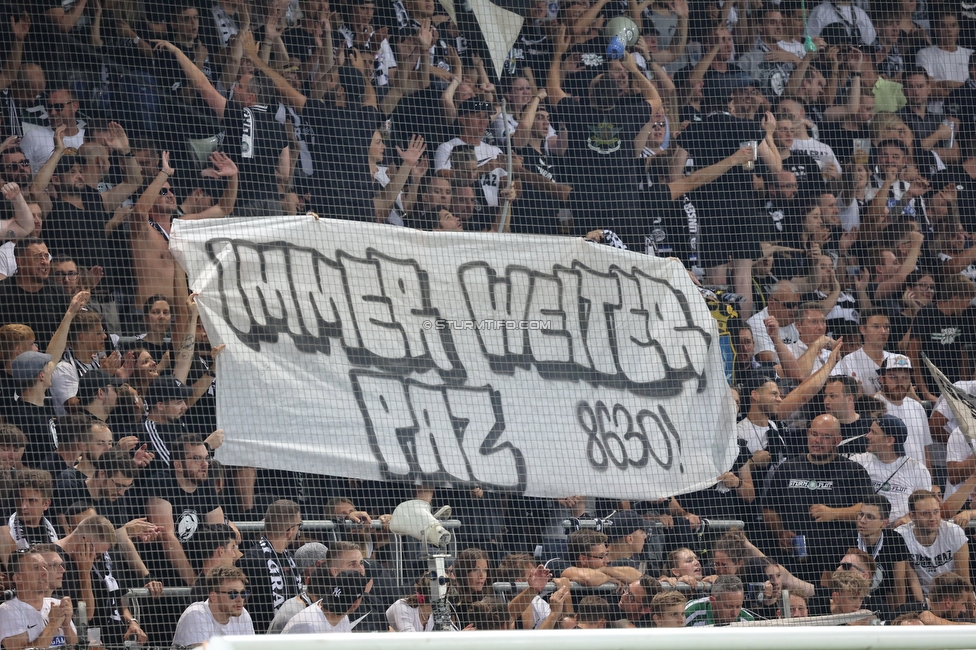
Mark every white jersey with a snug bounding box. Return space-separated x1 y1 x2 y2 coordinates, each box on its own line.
831 347 891 397
895 521 968 594
791 137 842 175
850 453 932 521
933 381 976 435
0 598 76 648
747 307 798 362
787 338 831 375
386 599 437 632
945 427 975 499
806 2 877 47
282 603 351 634
434 138 509 207
875 395 932 466
171 600 254 648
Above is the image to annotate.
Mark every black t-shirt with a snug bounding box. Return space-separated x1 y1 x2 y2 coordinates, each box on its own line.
5 397 57 468
677 113 763 215
46 191 113 270
853 531 912 617
762 455 873 566
239 541 302 634
223 103 289 204
0 280 68 347
638 184 703 268
551 96 649 211
141 469 219 580
912 304 968 384
512 146 560 236
52 469 94 519
303 101 383 221
840 418 872 456
819 123 869 165
783 150 826 195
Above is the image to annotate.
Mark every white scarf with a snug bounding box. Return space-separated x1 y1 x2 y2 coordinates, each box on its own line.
8 511 58 549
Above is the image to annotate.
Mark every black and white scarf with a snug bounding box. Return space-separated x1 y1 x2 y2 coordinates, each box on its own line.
257 537 302 612
8 511 59 549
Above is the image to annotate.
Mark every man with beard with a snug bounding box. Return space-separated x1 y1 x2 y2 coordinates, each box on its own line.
20 89 85 173
146 433 225 586
52 445 138 531
239 500 304 633
876 355 933 470
143 373 223 468
851 416 932 524
762 414 874 582
173 565 255 645
896 490 969 596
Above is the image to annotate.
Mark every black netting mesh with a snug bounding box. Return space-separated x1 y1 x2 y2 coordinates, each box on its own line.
0 0 975 643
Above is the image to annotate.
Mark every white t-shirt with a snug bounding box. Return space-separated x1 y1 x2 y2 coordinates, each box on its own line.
933 381 976 435
434 138 509 208
944 427 975 499
850 452 932 521
791 137 843 175
0 598 76 648
746 307 799 362
21 125 86 174
282 602 351 634
0 241 16 278
807 2 877 47
830 347 891 397
171 600 254 648
736 416 781 454
386 599 436 632
895 520 968 594
266 596 308 634
917 46 975 83
787 338 831 375
875 394 933 466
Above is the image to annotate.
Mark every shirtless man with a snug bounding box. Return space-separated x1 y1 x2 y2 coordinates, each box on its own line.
129 151 180 308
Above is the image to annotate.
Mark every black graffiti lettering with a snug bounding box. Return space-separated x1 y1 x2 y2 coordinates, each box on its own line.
577 400 661 472
636 406 684 473
363 251 465 381
350 370 526 491
206 238 350 353
207 238 712 399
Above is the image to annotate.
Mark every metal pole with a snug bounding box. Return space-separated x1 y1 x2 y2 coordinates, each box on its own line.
497 98 513 233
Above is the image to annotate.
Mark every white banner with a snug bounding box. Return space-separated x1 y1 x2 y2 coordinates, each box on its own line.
170 216 737 500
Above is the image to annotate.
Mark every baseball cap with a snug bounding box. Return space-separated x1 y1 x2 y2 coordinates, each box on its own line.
879 354 912 374
76 369 124 403
875 414 909 455
602 510 646 540
457 99 492 116
145 373 193 406
11 351 52 381
320 570 368 613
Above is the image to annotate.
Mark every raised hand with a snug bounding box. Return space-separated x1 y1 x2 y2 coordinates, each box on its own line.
205 428 225 450
105 121 131 153
203 151 238 178
53 125 67 153
0 135 20 154
1 183 22 201
11 13 30 41
416 18 433 50
67 290 91 315
396 135 427 167
161 151 174 176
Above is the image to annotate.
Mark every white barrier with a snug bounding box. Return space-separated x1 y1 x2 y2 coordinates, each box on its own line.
206 627 976 650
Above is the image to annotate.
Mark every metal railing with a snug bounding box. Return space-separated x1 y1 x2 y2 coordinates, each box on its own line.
563 518 745 531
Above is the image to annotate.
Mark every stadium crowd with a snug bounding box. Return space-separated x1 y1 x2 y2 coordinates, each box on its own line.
3 0 976 644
